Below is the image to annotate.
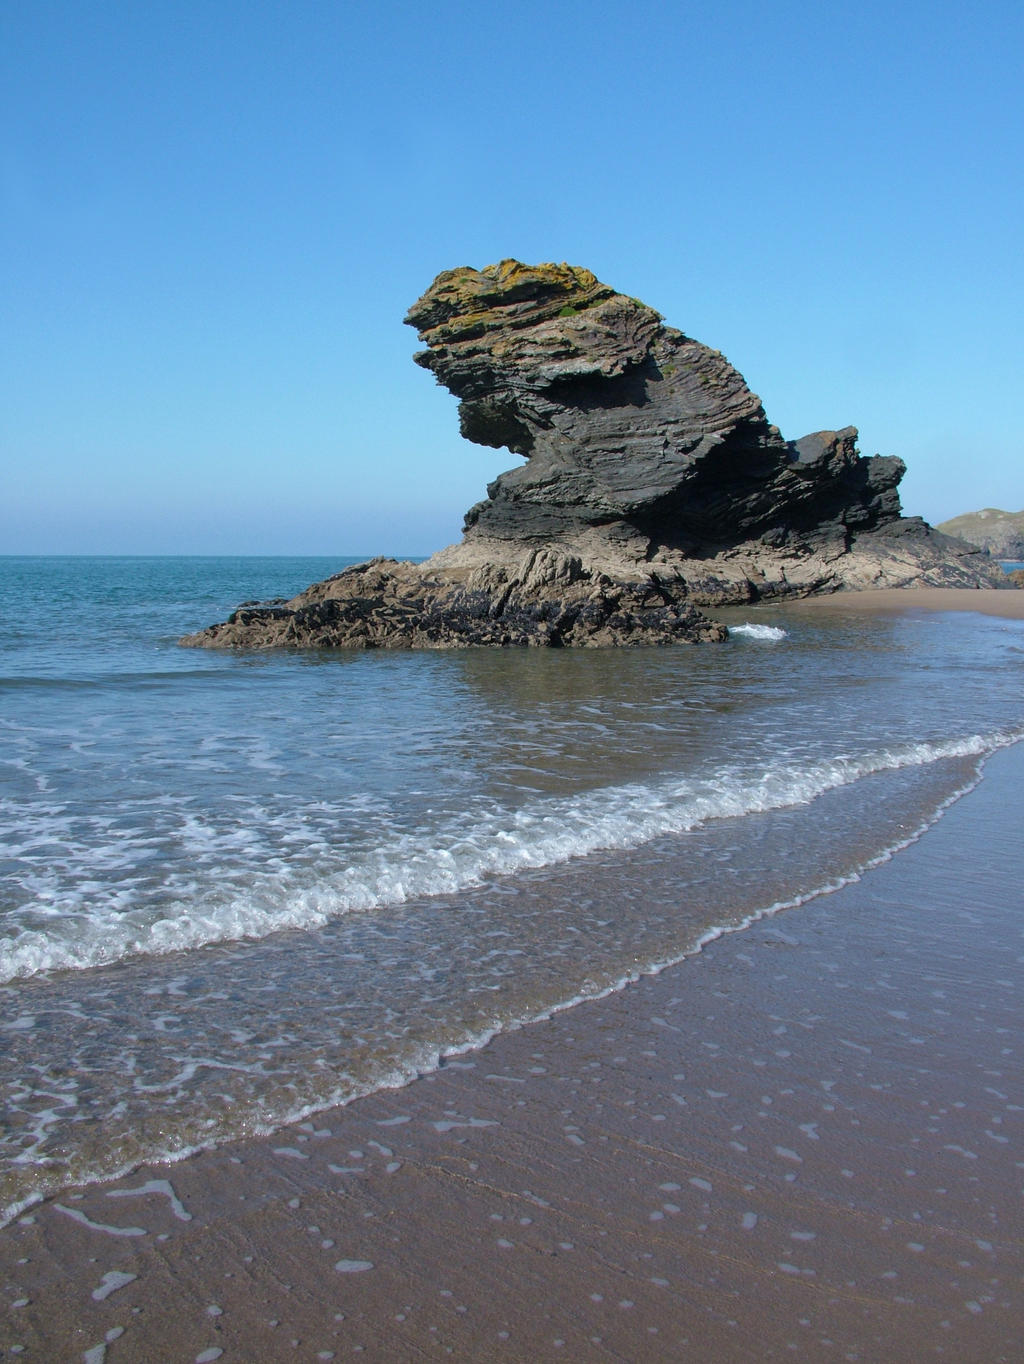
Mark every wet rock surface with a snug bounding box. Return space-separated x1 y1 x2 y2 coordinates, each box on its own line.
183 554 728 649
182 260 1004 650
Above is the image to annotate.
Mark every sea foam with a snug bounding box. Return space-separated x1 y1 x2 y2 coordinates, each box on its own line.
728 623 789 641
1 728 1019 983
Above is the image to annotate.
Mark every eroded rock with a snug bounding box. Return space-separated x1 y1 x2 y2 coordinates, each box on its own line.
183 554 727 649
181 260 1005 650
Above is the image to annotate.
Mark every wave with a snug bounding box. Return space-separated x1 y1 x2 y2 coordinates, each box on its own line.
727 623 789 641
1 729 1020 983
0 668 226 691
0 745 1002 1231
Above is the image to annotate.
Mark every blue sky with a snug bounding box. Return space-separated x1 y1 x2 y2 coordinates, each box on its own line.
3 0 1021 555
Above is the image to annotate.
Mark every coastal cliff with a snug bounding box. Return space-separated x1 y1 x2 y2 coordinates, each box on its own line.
182 260 1004 650
937 508 1024 560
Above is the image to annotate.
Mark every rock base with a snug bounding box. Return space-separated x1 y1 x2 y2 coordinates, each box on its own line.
179 554 728 650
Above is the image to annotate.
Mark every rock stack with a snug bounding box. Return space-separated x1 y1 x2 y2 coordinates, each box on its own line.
181 260 1003 649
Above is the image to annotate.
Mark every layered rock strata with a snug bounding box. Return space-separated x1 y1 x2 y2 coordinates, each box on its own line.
185 554 726 649
182 260 1004 650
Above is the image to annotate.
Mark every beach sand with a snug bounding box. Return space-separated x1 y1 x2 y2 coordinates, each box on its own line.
783 586 1024 619
2 749 1022 1361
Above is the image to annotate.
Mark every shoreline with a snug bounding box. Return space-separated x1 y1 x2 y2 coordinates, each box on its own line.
2 744 1021 1360
781 586 1024 619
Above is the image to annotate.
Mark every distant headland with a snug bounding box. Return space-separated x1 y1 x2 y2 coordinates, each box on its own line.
181 260 1005 649
937 508 1024 561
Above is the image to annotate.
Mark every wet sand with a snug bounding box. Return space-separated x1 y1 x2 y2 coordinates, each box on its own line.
785 586 1024 619
2 744 1022 1362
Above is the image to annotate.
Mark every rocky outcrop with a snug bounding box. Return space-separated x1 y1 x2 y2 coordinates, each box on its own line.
182 554 726 649
937 509 1024 560
409 265 903 554
181 260 1006 650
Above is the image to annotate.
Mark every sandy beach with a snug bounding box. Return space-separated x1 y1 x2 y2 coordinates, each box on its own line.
5 2 1023 1356
2 741 1021 1360
783 586 1024 619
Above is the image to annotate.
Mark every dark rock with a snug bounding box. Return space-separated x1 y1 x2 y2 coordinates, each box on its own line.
182 555 727 649
409 268 898 554
181 260 1006 651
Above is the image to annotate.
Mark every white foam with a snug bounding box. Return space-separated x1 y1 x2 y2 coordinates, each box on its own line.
53 1204 146 1237
92 1270 138 1302
727 623 789 641
1 728 1020 982
106 1178 192 1221
0 742 1003 1232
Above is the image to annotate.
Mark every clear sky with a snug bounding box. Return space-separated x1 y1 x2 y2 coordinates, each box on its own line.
3 0 1021 555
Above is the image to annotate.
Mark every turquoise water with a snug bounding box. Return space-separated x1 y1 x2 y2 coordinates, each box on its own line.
1 557 1022 1221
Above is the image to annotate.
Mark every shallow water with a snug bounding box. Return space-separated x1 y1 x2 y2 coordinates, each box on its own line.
1 557 1022 1221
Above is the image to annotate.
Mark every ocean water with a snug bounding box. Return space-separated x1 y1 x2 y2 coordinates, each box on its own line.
1 556 1022 1224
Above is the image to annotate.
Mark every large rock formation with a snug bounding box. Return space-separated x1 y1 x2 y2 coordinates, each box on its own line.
182 554 727 649
937 508 1024 561
181 260 1004 650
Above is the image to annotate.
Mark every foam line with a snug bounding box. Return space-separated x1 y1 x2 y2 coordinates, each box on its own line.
1 728 1020 983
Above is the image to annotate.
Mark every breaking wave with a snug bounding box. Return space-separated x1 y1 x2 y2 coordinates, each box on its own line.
728 623 789 641
2 728 1019 983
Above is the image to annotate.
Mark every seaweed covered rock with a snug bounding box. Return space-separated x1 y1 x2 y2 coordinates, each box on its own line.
181 554 727 649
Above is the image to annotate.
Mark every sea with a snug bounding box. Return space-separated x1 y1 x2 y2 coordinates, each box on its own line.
2 555 1022 1226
